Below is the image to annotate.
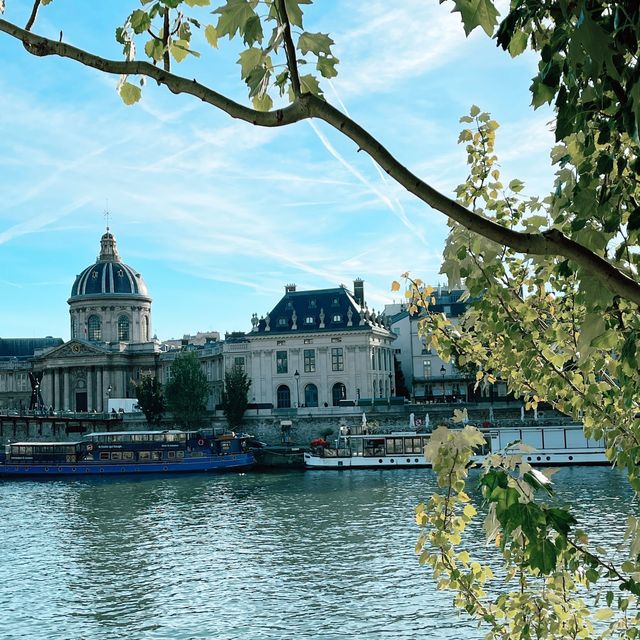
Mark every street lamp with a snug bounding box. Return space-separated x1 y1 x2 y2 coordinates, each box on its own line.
106 384 112 414
294 370 300 408
440 365 446 402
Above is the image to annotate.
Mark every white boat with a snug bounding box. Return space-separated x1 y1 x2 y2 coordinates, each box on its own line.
303 423 608 469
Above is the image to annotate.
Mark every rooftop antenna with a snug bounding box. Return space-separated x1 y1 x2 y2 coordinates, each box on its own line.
104 200 111 231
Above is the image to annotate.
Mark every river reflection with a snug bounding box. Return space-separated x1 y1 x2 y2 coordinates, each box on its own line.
0 467 637 639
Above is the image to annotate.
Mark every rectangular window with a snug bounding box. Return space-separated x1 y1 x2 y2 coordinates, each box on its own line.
304 349 316 373
151 451 162 460
332 314 341 322
303 338 312 344
139 451 150 460
123 451 134 460
100 452 109 460
305 316 314 324
176 451 185 459
386 438 404 454
111 452 122 460
277 340 285 346
331 347 344 372
423 360 432 377
234 356 245 372
331 337 342 343
167 451 176 459
276 350 288 374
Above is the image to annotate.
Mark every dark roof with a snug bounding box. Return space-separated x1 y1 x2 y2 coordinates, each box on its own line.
0 337 64 359
70 260 149 299
255 287 389 335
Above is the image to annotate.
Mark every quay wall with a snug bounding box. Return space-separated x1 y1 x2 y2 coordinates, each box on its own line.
0 403 570 446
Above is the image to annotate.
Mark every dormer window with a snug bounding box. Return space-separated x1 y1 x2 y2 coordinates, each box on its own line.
286 301 293 310
331 297 339 306
278 318 288 327
332 314 342 322
305 316 314 324
309 299 317 309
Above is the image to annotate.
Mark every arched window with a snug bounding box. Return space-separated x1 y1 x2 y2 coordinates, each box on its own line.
87 315 101 341
117 315 130 341
304 384 318 407
379 379 384 397
277 385 291 409
143 316 149 341
332 382 346 406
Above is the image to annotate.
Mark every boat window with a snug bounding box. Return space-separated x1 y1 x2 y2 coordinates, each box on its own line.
132 435 143 442
405 438 423 454
364 439 385 457
139 451 150 460
165 434 178 442
100 452 109 460
386 438 404 454
178 433 186 442
123 451 134 460
151 451 162 460
153 435 164 442
176 451 185 459
220 441 232 453
167 451 176 459
111 452 122 460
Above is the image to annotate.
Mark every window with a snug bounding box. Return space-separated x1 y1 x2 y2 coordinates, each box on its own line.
393 328 400 336
331 347 344 371
100 452 109 460
111 452 122 460
332 314 341 322
278 318 288 327
371 349 376 370
386 438 404 454
423 360 432 377
331 337 342 343
331 297 339 305
143 316 149 341
303 338 312 344
139 451 150 460
305 316 314 324
276 350 288 374
117 315 130 341
277 340 286 346
304 384 318 407
87 315 101 341
234 357 245 372
332 382 346 406
123 451 134 460
309 299 317 308
304 349 316 373
377 349 382 370
444 305 451 315
167 451 176 459
277 385 291 408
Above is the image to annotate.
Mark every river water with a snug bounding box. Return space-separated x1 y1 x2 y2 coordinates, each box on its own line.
0 467 636 640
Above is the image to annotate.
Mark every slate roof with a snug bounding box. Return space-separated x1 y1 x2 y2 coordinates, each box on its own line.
254 286 389 335
0 337 64 360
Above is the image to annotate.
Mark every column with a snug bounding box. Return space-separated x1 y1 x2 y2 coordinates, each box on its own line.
102 368 110 411
63 369 70 411
96 367 103 412
87 367 93 410
41 369 51 409
54 369 60 410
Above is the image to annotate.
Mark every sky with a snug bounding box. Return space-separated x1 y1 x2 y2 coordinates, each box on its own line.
0 0 556 341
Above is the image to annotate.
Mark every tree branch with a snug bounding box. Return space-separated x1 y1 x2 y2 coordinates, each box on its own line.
274 0 301 97
24 0 42 32
1 18 640 306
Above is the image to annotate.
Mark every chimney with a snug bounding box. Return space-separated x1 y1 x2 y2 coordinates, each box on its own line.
353 278 364 307
285 283 296 293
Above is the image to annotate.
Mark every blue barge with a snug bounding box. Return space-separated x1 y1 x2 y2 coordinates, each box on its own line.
0 429 255 476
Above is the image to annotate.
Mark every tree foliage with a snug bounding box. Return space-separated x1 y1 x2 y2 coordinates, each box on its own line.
134 374 166 426
221 365 251 429
165 351 209 428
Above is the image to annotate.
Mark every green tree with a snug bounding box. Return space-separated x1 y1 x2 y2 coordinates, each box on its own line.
393 356 410 399
165 351 209 428
134 374 166 426
221 365 251 429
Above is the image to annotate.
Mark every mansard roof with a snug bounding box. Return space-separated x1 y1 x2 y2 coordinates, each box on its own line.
0 337 64 360
252 286 391 335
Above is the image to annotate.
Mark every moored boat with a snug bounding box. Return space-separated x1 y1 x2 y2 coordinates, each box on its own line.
0 429 255 476
303 423 608 469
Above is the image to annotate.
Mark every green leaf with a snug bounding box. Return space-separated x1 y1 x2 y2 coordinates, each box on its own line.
299 73 323 97
170 39 191 63
215 0 257 39
297 32 334 56
316 55 339 79
237 47 263 79
530 77 555 108
284 0 311 29
242 15 263 46
508 30 528 57
144 38 164 62
204 24 218 48
130 9 151 34
119 82 142 106
252 92 273 111
508 178 525 193
451 0 500 37
528 537 557 573
184 0 210 5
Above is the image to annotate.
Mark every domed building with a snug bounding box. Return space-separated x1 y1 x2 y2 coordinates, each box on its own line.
33 230 162 412
68 230 152 344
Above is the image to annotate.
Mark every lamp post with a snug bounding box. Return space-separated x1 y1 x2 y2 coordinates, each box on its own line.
294 370 300 408
106 384 112 415
388 372 392 399
440 365 446 402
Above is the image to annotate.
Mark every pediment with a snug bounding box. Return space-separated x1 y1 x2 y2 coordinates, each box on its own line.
41 340 108 359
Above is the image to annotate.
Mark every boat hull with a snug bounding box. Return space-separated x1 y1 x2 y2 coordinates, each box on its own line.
0 453 255 477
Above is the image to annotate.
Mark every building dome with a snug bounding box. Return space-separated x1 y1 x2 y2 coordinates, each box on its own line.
69 230 149 301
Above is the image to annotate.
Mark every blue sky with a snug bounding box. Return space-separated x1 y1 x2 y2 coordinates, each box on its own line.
0 0 555 341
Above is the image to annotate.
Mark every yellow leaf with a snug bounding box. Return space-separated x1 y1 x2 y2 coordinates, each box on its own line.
594 608 614 620
391 280 401 292
463 504 477 518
